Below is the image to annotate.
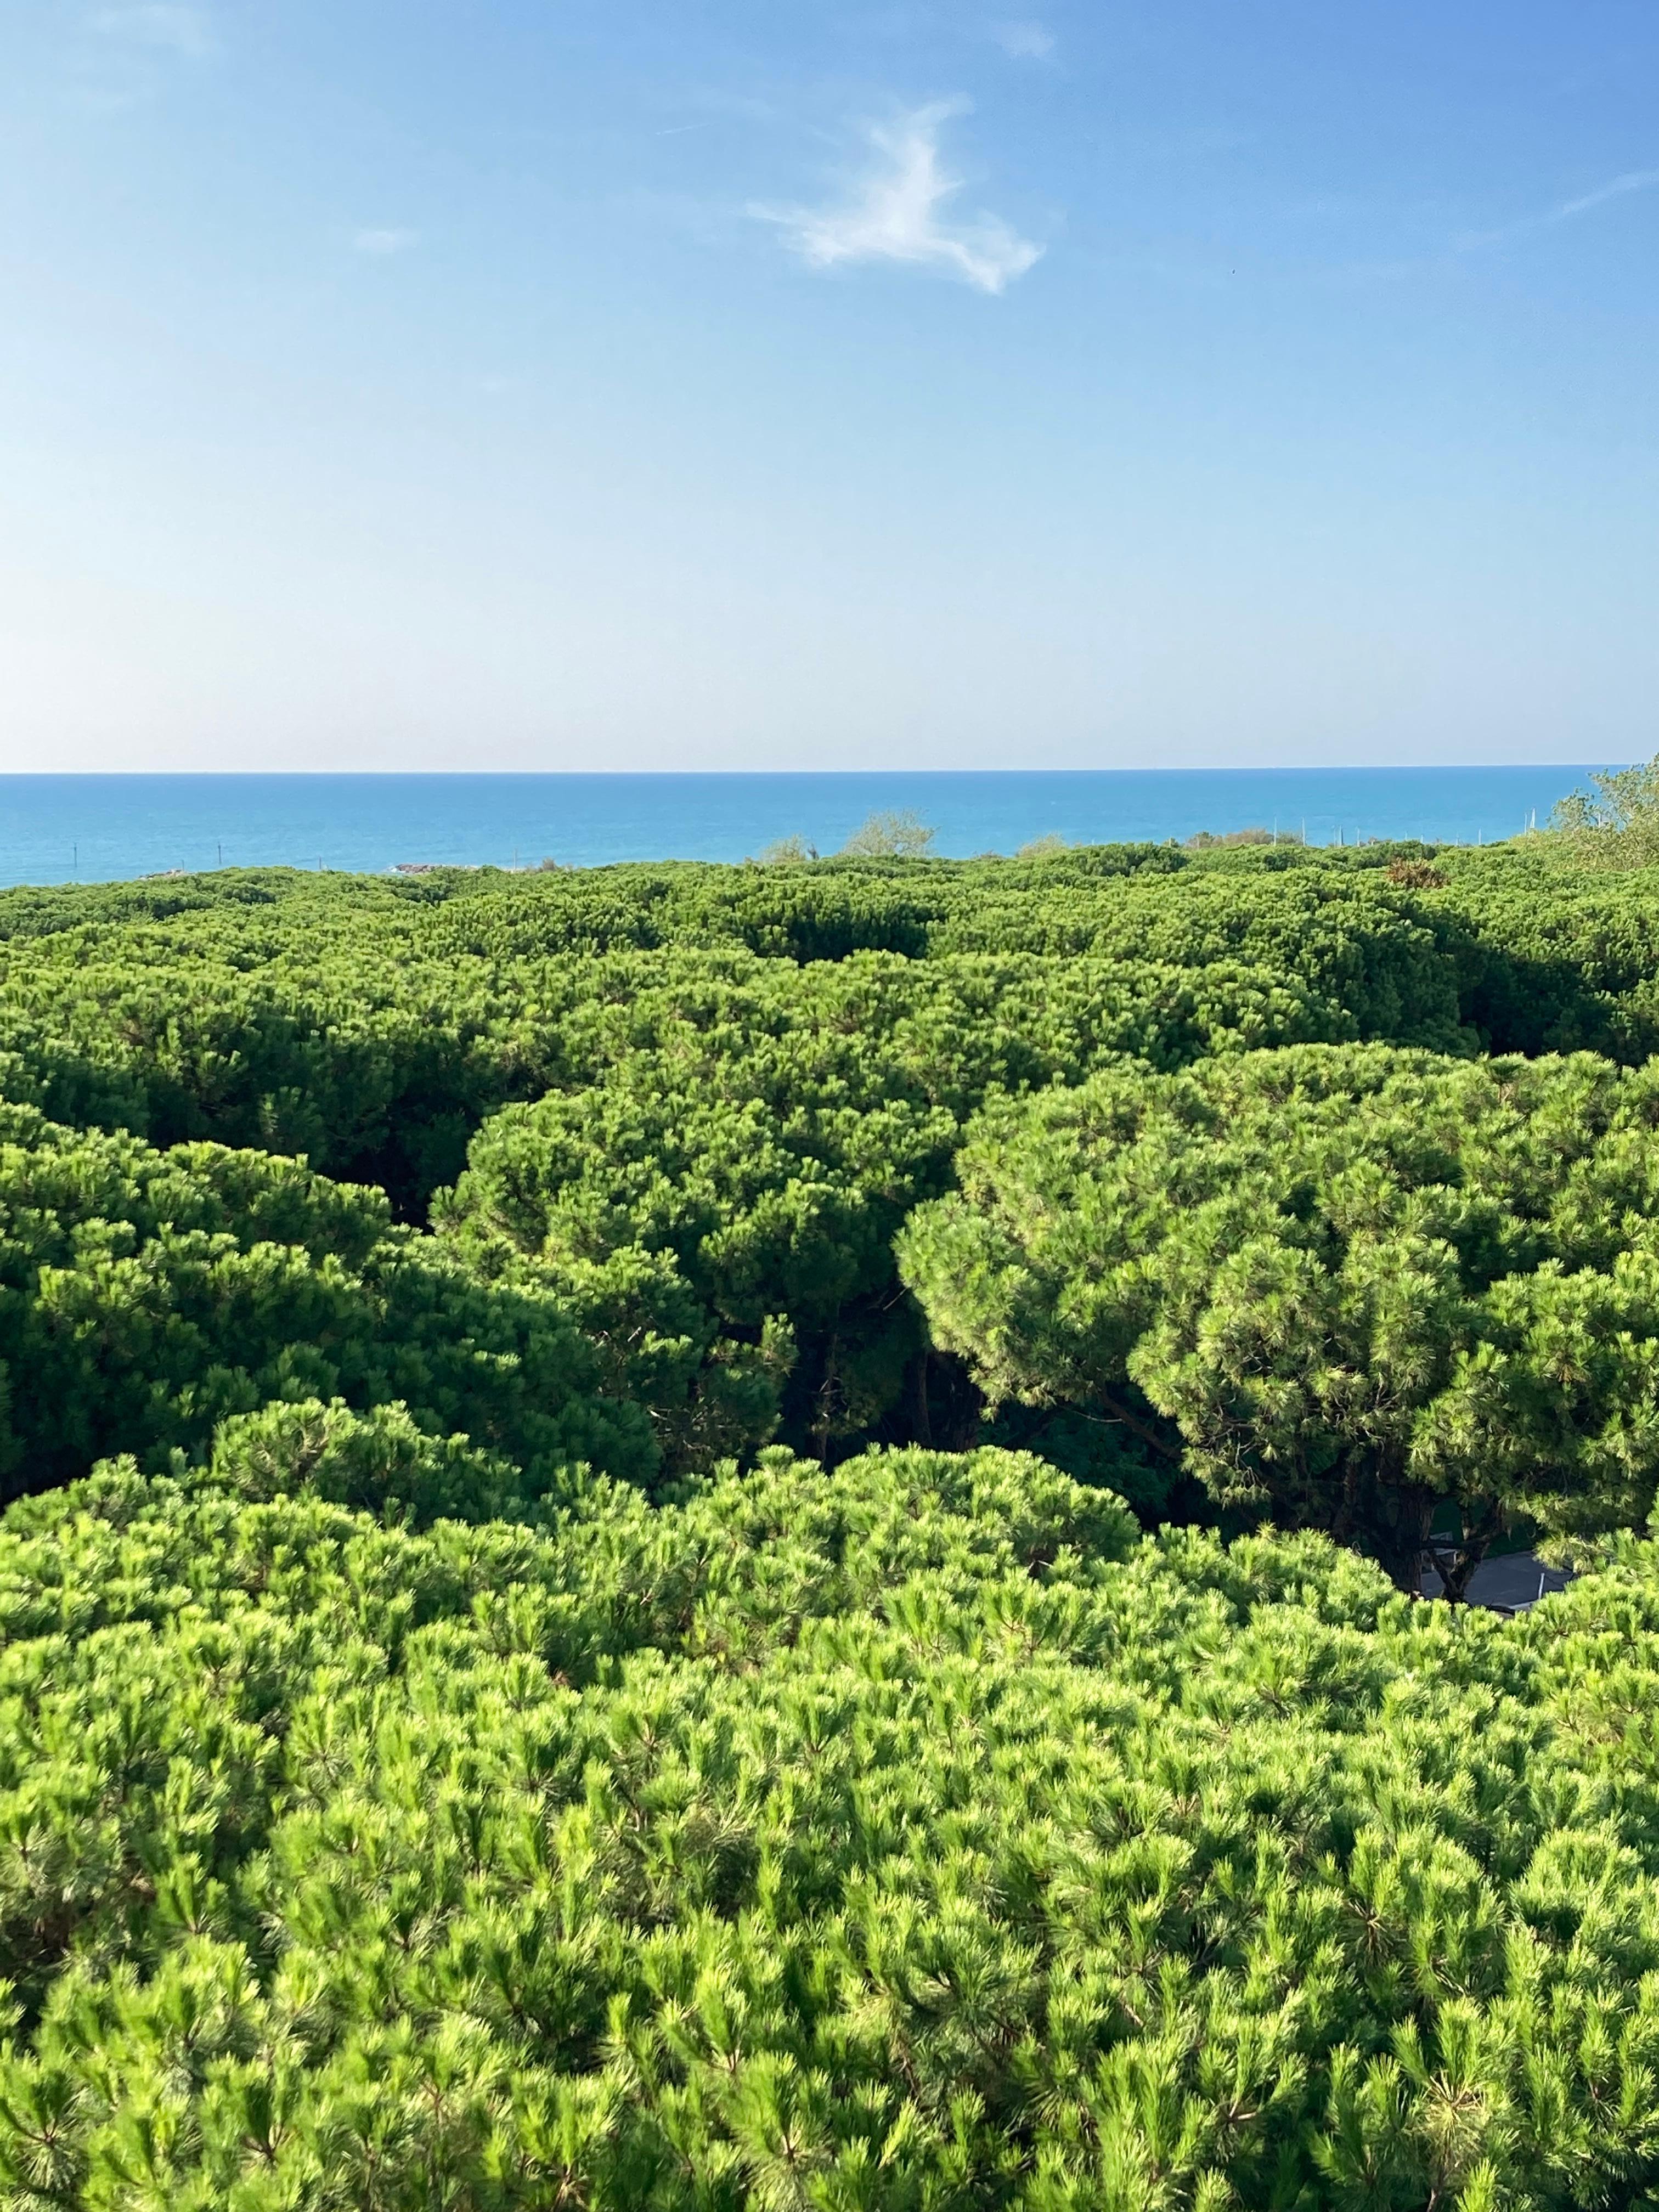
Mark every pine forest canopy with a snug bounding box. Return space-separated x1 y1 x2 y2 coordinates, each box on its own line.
10 789 1659 2205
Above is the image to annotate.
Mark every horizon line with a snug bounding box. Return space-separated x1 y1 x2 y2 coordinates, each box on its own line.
0 762 1626 781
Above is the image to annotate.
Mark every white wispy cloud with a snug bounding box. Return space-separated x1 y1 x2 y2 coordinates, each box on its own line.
89 4 215 57
352 227 420 255
752 101 1042 295
1458 166 1659 250
992 20 1055 60
1556 167 1659 218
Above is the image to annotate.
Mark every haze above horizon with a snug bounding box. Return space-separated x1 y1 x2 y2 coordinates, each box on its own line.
2 1 1655 772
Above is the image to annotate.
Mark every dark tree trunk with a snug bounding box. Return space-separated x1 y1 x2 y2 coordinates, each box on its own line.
810 1334 840 1469
1331 1456 1435 1596
907 1348 934 1448
928 1349 988 1453
1422 1498 1504 1604
1341 1458 1503 1604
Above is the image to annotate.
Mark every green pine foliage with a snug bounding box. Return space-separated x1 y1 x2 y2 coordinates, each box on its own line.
434 949 1350 1470
4 1431 1659 2209
2 831 1659 2203
898 1043 1659 1588
0 1103 656 1507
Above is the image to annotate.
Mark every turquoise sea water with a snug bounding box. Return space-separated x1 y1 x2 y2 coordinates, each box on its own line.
0 768 1614 887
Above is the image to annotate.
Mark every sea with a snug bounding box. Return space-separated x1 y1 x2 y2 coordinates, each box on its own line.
0 767 1615 888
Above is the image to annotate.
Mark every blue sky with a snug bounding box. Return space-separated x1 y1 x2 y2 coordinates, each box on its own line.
2 0 1655 770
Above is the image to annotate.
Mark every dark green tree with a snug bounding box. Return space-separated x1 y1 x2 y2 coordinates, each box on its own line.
900 1043 1659 1590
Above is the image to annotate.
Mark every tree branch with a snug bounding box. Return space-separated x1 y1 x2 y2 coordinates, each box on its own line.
1097 1388 1183 1464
